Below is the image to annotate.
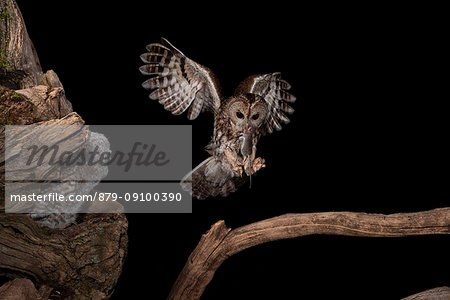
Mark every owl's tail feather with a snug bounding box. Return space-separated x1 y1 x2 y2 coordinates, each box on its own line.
180 156 246 199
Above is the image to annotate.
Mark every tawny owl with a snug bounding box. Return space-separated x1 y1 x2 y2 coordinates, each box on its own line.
139 38 296 199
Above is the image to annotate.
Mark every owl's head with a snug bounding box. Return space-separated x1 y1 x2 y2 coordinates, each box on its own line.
224 94 268 134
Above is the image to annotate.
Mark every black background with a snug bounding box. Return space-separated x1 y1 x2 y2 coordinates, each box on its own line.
17 1 448 299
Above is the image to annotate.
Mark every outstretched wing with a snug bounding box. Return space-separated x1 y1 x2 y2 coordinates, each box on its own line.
139 38 222 120
235 73 296 133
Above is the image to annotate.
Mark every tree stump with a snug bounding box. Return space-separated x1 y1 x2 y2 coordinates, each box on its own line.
0 1 128 298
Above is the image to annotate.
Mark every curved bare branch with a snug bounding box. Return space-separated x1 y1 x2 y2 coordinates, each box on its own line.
168 208 450 300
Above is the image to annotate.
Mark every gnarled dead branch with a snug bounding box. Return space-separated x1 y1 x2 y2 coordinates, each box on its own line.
168 208 450 300
401 286 450 300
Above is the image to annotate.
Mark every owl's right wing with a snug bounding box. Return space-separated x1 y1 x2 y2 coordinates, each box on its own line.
139 38 222 120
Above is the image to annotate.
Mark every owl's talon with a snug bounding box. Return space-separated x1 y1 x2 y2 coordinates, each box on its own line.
232 164 244 176
253 157 265 173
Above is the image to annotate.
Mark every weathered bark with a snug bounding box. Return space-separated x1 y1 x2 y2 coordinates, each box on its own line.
0 1 128 299
0 278 52 300
0 81 77 210
401 286 450 300
0 73 73 126
0 112 85 213
0 0 42 89
15 84 73 120
0 213 128 299
168 208 450 300
0 86 36 125
3 112 88 185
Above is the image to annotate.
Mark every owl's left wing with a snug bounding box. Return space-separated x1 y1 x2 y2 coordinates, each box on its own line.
235 73 296 133
139 38 222 120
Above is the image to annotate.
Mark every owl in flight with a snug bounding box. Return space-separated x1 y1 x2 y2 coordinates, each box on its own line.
140 38 296 199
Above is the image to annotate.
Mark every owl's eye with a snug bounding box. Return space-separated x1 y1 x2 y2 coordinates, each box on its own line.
251 113 259 120
236 111 244 119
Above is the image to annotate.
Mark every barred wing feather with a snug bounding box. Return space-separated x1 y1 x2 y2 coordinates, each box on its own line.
235 72 296 133
139 38 222 120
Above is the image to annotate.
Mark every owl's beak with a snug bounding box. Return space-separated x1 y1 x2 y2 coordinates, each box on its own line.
245 124 252 133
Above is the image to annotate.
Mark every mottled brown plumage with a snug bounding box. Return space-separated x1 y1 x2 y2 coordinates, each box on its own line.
140 38 296 199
